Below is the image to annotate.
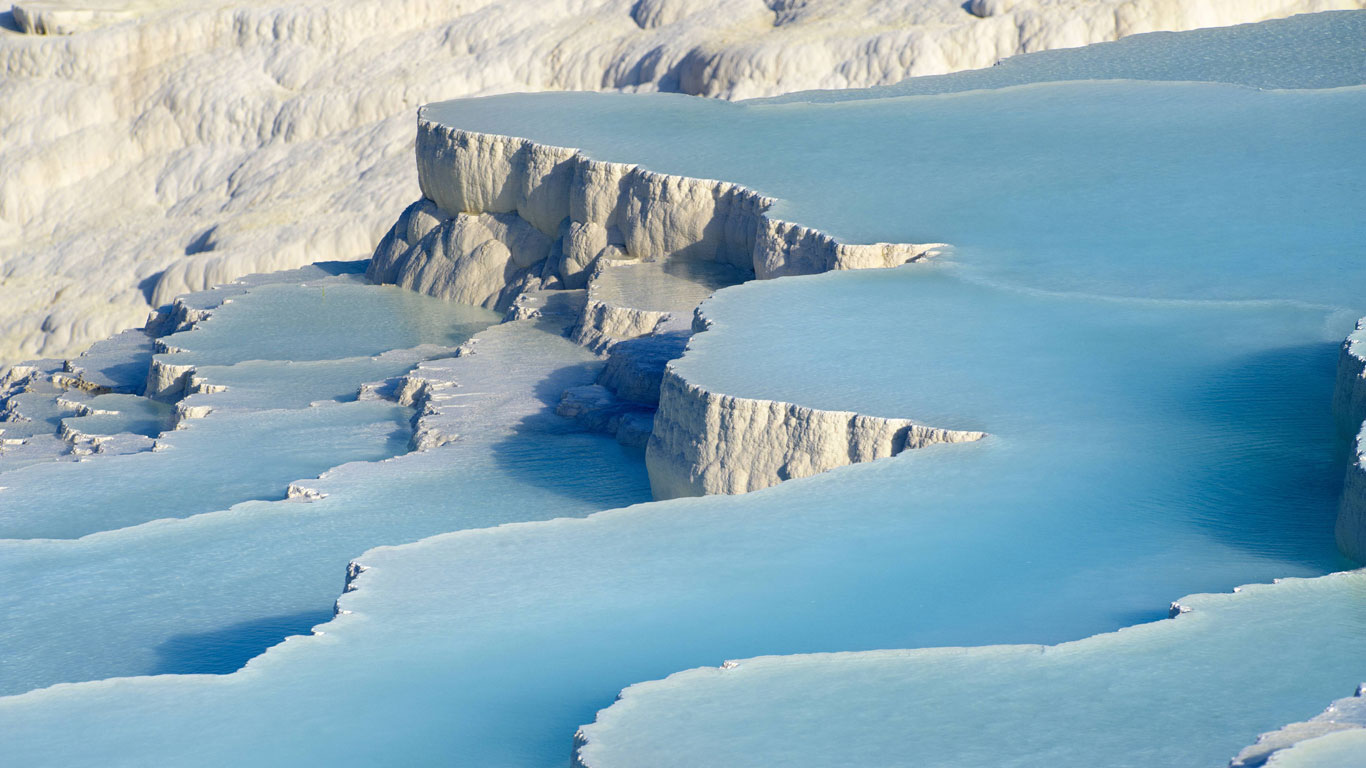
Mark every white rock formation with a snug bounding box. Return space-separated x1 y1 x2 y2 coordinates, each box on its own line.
1338 429 1366 563
1335 319 1366 563
4 0 1359 368
645 366 986 497
369 117 972 495
373 118 943 302
1333 319 1366 435
368 200 553 312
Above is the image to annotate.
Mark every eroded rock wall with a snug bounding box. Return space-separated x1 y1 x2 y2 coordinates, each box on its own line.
1335 320 1366 563
373 119 942 326
645 367 986 498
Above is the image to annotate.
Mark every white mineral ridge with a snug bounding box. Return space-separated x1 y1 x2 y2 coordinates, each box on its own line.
646 360 984 498
3 0 1359 366
1335 320 1366 563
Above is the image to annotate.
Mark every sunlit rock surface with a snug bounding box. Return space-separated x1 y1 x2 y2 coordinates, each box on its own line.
1 13 1363 768
1335 322 1366 562
3 0 1362 365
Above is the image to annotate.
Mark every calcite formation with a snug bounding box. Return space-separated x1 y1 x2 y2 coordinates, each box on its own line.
368 117 963 496
1334 320 1366 562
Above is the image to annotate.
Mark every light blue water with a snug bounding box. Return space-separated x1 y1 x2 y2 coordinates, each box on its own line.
1 12 1364 767
760 9 1366 101
0 417 650 695
0 294 650 696
0 277 493 540
60 394 174 438
687 264 1357 566
163 279 484 366
576 571 1366 768
428 84 1365 306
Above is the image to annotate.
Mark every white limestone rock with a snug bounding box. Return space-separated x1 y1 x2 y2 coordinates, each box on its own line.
645 367 987 498
53 328 154 394
403 123 948 292
1334 319 1366 563
572 295 677 355
388 120 939 368
559 221 612 290
1336 426 1366 564
966 0 1031 18
382 121 977 498
502 288 589 323
143 357 196 401
1333 319 1366 435
369 199 555 312
756 219 946 279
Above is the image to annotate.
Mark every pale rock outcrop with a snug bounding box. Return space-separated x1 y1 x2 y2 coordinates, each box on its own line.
570 259 696 353
143 349 197 401
560 222 612 290
1334 320 1366 563
645 367 986 497
572 295 678 354
368 201 554 312
756 219 946 279
1333 319 1366 435
967 0 1029 18
1337 426 1366 564
375 121 941 321
0 359 79 467
9 1 176 34
502 288 589 323
618 170 768 271
49 328 154 395
574 258 743 354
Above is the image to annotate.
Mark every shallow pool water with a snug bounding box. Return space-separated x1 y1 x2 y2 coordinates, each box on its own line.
0 283 651 696
60 394 174 439
0 277 494 541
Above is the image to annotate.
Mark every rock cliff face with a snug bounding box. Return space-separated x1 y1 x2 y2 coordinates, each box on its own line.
368 199 553 312
371 117 943 318
1333 320 1366 434
1334 320 1366 563
369 117 971 498
645 367 985 498
407 118 952 280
